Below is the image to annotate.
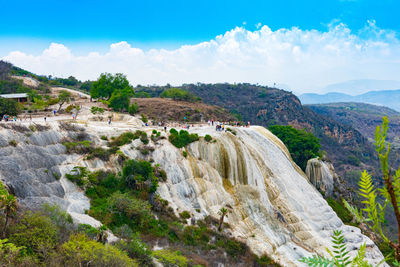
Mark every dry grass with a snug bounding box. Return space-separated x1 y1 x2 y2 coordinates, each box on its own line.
132 98 235 123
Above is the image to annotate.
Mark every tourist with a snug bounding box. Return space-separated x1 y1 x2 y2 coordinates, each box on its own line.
44 116 47 122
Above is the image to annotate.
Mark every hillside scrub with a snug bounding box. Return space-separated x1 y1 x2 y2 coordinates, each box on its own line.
62 162 277 266
269 125 321 170
160 88 201 102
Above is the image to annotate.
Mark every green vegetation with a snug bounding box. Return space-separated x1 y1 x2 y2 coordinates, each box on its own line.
0 98 21 117
109 130 148 147
169 128 199 148
152 249 188 267
90 73 132 100
269 125 321 170
109 88 133 111
300 230 371 266
160 88 201 102
62 234 137 266
1 179 138 266
8 140 17 147
326 197 354 225
204 134 212 142
57 90 72 111
141 114 148 123
128 102 139 115
91 106 105 114
89 73 134 111
179 211 191 220
226 128 237 135
343 116 400 262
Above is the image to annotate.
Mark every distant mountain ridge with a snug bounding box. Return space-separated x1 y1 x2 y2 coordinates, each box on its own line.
323 79 400 95
299 89 400 111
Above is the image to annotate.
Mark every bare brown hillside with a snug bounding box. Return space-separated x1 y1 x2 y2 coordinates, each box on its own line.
132 97 235 123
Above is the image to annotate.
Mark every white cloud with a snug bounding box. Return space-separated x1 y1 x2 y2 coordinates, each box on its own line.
2 22 400 93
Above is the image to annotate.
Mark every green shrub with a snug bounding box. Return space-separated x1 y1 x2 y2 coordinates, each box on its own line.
109 131 141 147
141 114 148 123
152 249 188 267
115 234 153 266
182 151 188 158
169 129 199 148
140 132 149 144
66 166 90 187
52 172 61 180
63 140 92 154
226 128 236 135
182 226 210 247
204 134 212 142
128 103 138 115
106 192 154 230
90 106 105 114
100 135 108 141
8 140 17 147
179 211 191 219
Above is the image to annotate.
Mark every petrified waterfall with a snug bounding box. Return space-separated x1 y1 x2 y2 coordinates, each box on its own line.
0 122 386 266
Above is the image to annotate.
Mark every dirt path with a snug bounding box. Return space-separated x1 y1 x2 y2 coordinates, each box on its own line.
52 87 91 99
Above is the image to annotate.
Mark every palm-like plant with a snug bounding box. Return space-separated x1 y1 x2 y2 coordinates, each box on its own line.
1 193 17 238
218 207 228 231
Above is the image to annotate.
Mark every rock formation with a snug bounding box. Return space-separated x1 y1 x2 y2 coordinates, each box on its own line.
0 119 386 266
305 158 336 197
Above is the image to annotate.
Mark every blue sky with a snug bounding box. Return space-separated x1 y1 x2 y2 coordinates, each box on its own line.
1 0 398 49
1 0 399 92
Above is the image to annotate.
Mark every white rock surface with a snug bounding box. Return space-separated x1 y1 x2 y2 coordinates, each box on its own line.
306 158 335 196
0 120 386 266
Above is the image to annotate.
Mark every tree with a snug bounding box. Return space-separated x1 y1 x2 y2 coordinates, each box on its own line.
0 98 21 117
57 90 72 112
218 207 228 231
90 73 132 100
80 80 93 92
269 125 321 170
344 117 400 262
108 88 133 111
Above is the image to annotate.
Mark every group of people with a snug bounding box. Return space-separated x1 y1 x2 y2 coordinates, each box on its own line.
0 114 16 122
207 119 251 131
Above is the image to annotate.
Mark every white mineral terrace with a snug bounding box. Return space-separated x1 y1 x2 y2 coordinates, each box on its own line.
0 115 387 266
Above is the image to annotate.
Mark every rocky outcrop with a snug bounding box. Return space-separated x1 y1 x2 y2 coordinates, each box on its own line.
0 120 386 266
305 158 336 197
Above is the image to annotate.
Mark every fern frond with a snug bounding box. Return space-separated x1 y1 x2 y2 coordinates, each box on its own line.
358 171 383 232
326 230 352 266
299 255 334 266
351 243 373 267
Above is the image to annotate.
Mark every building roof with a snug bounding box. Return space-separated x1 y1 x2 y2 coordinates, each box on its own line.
0 93 28 99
